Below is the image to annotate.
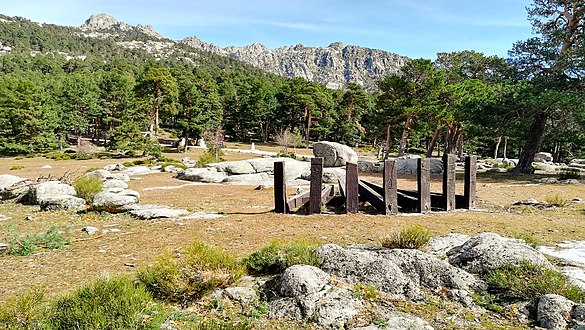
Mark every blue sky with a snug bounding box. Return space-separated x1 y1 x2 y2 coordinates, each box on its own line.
0 0 534 59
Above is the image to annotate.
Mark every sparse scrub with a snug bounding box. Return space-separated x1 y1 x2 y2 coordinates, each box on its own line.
48 277 163 329
74 176 103 204
186 317 251 330
545 193 569 207
0 286 48 329
514 233 540 249
197 151 224 167
4 225 70 256
243 239 319 275
9 165 24 170
353 283 381 301
138 240 245 305
485 260 585 303
381 224 431 249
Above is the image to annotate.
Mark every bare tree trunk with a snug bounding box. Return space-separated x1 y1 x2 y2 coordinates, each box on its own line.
383 125 393 160
513 112 547 174
426 125 441 158
305 107 311 146
503 136 508 159
398 116 412 157
494 136 502 159
457 135 464 158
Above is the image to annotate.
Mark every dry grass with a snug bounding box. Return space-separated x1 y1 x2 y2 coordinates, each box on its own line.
1 152 585 304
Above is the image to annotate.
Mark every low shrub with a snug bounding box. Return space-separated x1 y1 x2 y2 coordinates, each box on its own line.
159 162 187 170
353 283 381 301
138 240 245 306
48 277 162 329
485 260 585 303
74 176 103 204
0 286 47 329
275 152 296 159
9 165 24 171
545 193 569 207
558 169 581 180
242 239 319 275
4 225 70 256
197 151 224 167
381 224 431 249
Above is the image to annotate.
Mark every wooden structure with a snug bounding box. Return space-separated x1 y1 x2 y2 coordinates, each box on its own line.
273 155 477 215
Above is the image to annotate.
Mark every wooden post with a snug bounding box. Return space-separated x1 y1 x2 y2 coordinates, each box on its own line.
274 161 287 213
464 156 477 209
417 158 431 213
309 157 324 214
345 163 359 213
442 154 456 211
383 159 398 215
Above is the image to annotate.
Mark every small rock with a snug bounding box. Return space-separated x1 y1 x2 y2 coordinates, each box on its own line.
25 215 32 221
41 165 52 169
513 198 545 206
82 226 99 235
537 294 574 330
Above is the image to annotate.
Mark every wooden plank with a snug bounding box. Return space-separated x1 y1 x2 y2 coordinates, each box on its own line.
321 185 335 205
362 180 417 210
273 161 287 213
286 190 310 210
417 158 431 213
358 180 385 211
464 155 477 209
309 157 324 214
383 159 398 215
345 162 359 213
442 154 456 211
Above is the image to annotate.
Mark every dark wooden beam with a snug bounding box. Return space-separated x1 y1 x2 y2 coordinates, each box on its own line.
321 185 335 205
274 161 287 213
464 155 477 209
286 190 310 211
309 157 324 214
383 159 398 215
345 162 359 213
442 154 456 211
417 158 431 213
358 180 385 212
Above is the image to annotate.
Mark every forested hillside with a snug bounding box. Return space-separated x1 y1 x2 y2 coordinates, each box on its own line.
0 0 583 173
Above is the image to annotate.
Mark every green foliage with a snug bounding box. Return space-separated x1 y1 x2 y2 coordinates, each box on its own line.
381 224 431 249
275 152 296 159
74 176 103 204
0 286 48 329
485 261 585 303
48 277 162 329
187 317 251 330
545 193 569 207
471 292 506 315
9 165 24 170
197 151 223 167
242 239 319 275
4 225 70 256
138 240 245 306
559 169 582 180
352 283 381 301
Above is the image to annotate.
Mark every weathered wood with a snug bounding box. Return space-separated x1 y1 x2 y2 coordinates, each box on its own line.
345 162 359 213
442 154 457 211
358 180 385 211
464 156 477 209
321 185 335 205
383 159 398 215
309 157 324 214
361 180 417 210
417 158 431 213
286 190 310 211
273 161 287 213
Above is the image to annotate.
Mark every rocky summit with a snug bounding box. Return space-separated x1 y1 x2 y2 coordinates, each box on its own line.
182 37 407 90
80 13 162 39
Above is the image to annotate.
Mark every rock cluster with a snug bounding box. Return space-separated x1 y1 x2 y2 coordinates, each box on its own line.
80 13 162 39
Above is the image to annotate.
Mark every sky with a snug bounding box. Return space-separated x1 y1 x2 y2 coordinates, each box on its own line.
0 0 535 59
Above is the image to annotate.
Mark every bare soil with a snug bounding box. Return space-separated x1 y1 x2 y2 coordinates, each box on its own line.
0 146 584 303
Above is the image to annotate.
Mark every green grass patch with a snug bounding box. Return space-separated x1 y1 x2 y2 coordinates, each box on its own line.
485 260 585 303
197 151 224 167
74 176 103 204
138 240 246 306
381 224 431 249
0 286 47 329
514 233 540 249
353 283 381 301
545 193 569 207
242 239 319 275
4 225 70 256
9 165 25 171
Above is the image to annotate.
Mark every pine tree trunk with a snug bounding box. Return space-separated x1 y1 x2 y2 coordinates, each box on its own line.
383 125 393 160
494 136 502 160
398 116 412 157
503 137 508 159
426 125 441 158
513 112 547 174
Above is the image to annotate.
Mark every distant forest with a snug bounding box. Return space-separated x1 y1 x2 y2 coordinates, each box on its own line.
0 0 583 174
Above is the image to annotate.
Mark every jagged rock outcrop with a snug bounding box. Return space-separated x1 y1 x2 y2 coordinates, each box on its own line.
182 37 407 91
80 13 162 39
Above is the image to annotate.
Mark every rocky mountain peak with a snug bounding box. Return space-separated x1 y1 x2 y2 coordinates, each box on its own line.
80 13 162 39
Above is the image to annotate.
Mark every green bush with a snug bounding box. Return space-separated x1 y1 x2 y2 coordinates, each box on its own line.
4 225 70 256
138 240 246 306
545 193 569 207
74 176 103 204
558 168 581 180
242 239 319 275
275 152 296 159
48 277 162 329
381 224 431 249
485 260 585 303
0 287 47 329
197 151 224 167
9 165 24 170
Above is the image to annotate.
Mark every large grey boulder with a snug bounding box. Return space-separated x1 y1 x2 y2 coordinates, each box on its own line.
535 152 554 163
425 233 471 258
313 141 358 167
268 265 362 328
120 165 157 176
102 179 128 190
0 174 24 191
533 162 557 172
128 204 189 219
447 232 554 275
248 157 286 173
222 173 270 184
92 188 139 212
84 169 112 181
213 160 256 174
322 167 346 183
395 158 443 175
29 181 77 204
177 168 227 183
537 294 574 330
40 195 86 211
357 160 383 173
